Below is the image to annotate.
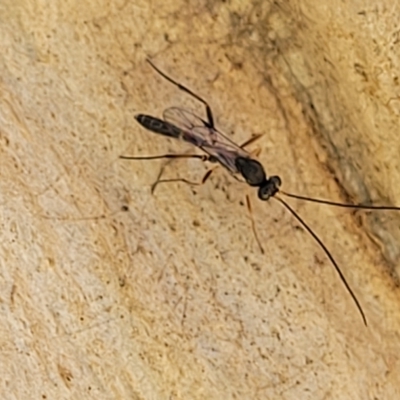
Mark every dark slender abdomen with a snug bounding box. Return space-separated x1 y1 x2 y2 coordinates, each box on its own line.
135 114 182 139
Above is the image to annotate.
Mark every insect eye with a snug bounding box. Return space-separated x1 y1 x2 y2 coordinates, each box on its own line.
258 175 281 200
235 157 266 186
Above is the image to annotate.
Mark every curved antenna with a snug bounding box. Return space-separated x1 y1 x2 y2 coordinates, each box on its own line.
281 190 400 210
274 195 367 326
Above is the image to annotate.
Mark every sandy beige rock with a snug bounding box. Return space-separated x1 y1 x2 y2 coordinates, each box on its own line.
1 1 400 399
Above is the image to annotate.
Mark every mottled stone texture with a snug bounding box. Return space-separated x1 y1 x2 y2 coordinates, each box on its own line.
1 1 399 399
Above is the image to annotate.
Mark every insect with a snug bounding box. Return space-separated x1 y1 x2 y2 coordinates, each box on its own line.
121 59 400 326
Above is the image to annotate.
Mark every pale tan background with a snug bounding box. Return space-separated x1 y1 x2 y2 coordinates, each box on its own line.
1 1 400 399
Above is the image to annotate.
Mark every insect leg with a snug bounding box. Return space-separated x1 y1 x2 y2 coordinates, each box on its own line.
146 59 215 129
120 154 208 161
239 133 265 149
246 195 265 254
151 168 214 194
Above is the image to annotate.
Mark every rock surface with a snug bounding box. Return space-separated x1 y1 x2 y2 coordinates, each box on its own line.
1 1 399 398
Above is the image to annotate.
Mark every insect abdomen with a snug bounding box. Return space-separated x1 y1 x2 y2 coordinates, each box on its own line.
135 114 182 138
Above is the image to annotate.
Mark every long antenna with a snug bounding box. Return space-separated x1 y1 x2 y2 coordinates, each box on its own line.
274 195 367 326
281 190 400 210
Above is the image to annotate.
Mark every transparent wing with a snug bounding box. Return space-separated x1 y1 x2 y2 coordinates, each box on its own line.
198 133 251 174
162 107 215 147
164 106 253 176
163 107 207 130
